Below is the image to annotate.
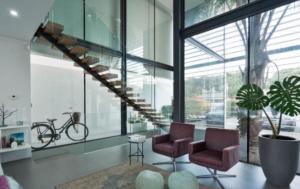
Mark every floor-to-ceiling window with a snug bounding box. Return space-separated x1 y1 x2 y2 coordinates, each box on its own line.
30 0 173 148
183 0 300 165
85 0 120 50
184 19 248 161
248 2 300 164
185 0 248 27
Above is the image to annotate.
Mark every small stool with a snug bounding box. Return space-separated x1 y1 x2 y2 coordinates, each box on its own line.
128 135 146 165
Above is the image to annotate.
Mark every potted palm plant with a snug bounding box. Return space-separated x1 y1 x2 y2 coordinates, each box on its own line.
236 75 300 186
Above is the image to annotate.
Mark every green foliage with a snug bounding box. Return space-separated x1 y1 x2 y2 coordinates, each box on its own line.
161 105 172 118
128 114 145 124
236 84 269 110
236 75 300 137
268 76 300 117
185 98 210 115
226 73 243 97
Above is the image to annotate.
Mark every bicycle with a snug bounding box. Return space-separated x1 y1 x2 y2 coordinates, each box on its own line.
31 112 89 150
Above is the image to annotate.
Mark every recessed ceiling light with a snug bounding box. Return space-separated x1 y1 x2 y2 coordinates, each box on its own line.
9 9 19 17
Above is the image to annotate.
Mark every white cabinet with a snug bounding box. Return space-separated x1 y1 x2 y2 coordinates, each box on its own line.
0 125 31 163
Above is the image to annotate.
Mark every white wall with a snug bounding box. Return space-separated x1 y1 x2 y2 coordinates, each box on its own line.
0 36 31 125
0 35 32 163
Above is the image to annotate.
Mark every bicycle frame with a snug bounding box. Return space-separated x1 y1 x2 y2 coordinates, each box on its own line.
49 114 76 136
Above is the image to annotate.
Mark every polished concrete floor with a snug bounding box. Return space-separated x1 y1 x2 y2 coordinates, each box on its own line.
3 140 300 189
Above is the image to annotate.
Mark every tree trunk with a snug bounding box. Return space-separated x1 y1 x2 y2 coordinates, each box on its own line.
241 13 272 164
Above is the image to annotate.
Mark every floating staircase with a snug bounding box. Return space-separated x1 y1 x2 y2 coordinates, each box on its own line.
34 22 164 123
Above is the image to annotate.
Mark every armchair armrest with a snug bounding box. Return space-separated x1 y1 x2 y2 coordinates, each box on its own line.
222 145 240 167
189 141 206 155
174 138 192 156
152 134 170 145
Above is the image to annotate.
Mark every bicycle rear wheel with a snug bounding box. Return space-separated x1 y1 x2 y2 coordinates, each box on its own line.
66 123 89 141
31 124 54 150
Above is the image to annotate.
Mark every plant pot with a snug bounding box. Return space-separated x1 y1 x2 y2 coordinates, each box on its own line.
259 134 299 186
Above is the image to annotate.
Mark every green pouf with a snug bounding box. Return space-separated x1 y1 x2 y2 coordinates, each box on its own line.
135 170 164 189
168 171 199 189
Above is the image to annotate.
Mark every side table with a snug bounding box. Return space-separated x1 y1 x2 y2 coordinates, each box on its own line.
128 135 146 165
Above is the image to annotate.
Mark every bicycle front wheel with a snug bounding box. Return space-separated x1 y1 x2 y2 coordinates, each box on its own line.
31 124 54 150
66 123 89 141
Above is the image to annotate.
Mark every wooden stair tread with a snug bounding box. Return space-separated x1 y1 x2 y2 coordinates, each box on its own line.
138 104 151 107
69 46 88 56
82 56 99 65
58 35 77 46
144 109 157 112
91 65 109 73
100 73 118 80
44 22 64 35
117 93 140 98
108 88 122 94
140 106 153 109
131 99 146 103
126 93 140 97
108 80 123 86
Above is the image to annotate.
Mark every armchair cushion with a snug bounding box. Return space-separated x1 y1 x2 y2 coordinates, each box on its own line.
153 138 193 158
154 142 174 157
169 122 195 142
152 122 195 158
190 150 223 168
205 128 239 151
189 128 240 172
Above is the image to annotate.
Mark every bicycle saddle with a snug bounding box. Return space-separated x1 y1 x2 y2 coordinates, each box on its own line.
47 119 57 122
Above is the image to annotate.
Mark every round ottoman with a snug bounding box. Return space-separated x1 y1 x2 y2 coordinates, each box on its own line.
135 170 164 189
168 171 198 189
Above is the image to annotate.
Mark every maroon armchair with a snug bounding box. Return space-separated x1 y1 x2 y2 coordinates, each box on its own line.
152 122 195 171
189 128 240 188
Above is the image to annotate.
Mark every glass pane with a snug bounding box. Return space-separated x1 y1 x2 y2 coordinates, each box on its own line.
249 2 300 165
127 0 154 60
185 19 248 161
86 53 122 139
31 53 84 147
224 20 248 161
185 26 225 130
155 0 173 65
185 0 247 27
126 59 155 133
85 0 121 50
48 0 83 39
155 68 173 124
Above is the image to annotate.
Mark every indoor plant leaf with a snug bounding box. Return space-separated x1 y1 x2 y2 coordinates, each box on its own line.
236 84 269 111
268 75 300 117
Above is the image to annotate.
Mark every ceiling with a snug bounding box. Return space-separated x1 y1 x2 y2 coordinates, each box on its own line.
0 0 54 41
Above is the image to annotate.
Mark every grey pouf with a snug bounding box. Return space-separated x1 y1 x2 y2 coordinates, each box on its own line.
168 171 198 189
135 170 164 189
